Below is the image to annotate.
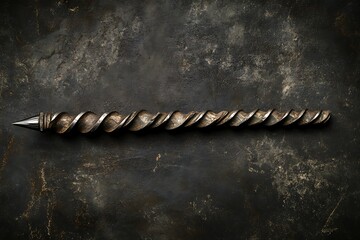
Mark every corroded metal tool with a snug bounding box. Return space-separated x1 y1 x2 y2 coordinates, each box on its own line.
13 110 331 134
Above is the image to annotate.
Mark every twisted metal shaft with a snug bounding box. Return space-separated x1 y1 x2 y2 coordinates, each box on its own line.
35 110 330 134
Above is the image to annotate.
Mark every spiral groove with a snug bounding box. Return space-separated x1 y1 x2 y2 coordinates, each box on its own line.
44 110 331 134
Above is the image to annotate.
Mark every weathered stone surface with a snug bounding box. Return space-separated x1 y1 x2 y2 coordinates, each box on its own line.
0 0 359 239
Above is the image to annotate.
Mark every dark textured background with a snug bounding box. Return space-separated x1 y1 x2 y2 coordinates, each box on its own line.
0 0 359 239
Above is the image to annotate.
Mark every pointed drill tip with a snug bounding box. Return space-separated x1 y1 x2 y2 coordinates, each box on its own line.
12 121 24 126
12 115 40 131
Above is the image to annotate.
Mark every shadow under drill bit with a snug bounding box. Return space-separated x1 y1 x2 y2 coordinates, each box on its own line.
42 116 333 141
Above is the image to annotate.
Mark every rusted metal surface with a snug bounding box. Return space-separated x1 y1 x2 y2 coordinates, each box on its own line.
14 110 331 134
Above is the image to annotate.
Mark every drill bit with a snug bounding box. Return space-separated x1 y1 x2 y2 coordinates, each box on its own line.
12 110 331 134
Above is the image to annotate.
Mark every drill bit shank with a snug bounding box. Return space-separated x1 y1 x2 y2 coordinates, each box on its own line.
13 110 330 134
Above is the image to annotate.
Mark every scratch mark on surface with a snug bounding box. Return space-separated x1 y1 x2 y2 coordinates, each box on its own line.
321 195 344 234
40 165 49 192
22 180 37 219
152 153 161 172
46 200 54 236
243 136 337 207
21 162 55 238
40 163 53 236
69 6 79 13
0 136 14 176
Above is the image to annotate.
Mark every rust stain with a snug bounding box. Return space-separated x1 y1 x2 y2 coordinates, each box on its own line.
21 162 56 238
0 136 14 176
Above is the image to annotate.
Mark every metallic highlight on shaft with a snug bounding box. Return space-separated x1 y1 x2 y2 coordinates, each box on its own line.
13 110 331 134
